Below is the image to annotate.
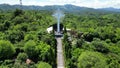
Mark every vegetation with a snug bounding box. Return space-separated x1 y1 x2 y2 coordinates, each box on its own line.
0 40 15 60
62 9 120 68
0 9 56 68
0 6 120 68
37 62 52 68
77 51 107 68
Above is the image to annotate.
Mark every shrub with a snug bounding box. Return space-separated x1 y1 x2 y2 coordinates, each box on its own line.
107 53 120 68
36 41 51 61
24 40 38 59
92 41 109 53
77 51 107 68
37 62 52 68
24 34 37 41
13 60 28 68
17 53 28 62
0 40 15 60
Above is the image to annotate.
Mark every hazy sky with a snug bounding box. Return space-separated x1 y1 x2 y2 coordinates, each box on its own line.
0 0 120 8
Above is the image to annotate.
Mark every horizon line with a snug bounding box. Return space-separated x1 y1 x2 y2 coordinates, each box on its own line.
0 3 120 9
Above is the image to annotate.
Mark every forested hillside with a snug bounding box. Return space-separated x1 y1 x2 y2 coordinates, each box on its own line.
0 9 57 68
0 4 120 13
62 9 120 68
0 4 120 68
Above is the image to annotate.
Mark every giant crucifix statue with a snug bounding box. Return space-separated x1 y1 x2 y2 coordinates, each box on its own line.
53 9 64 33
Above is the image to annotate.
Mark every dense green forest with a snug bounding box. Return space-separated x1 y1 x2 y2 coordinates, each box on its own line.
0 7 120 68
0 9 57 68
62 10 120 68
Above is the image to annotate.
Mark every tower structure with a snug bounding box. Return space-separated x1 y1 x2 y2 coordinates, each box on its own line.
20 0 22 5
53 9 64 33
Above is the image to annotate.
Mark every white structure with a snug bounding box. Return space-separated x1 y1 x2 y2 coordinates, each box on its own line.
46 26 71 34
47 26 53 33
53 9 64 33
63 28 71 31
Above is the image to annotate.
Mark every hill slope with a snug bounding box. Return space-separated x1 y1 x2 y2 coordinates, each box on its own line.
0 4 120 13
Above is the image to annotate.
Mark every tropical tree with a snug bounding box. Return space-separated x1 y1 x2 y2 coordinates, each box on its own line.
0 40 15 60
77 51 107 68
37 62 52 68
24 40 38 61
17 53 28 62
36 41 51 62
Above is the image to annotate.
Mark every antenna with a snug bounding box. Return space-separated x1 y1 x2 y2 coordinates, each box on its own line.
20 0 22 6
19 0 22 9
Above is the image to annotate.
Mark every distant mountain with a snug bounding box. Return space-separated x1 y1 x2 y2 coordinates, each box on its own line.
0 4 120 13
98 7 120 12
0 4 93 11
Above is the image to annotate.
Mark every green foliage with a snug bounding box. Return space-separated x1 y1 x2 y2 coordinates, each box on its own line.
6 30 24 43
2 60 14 67
17 53 28 62
0 40 15 60
36 41 51 61
108 60 120 68
0 66 8 68
116 41 120 47
12 16 25 25
92 39 109 53
82 38 109 53
116 28 120 40
24 34 37 41
37 62 52 68
63 33 72 58
0 32 5 40
107 53 120 68
76 39 85 48
83 32 96 42
109 45 120 56
24 40 38 59
13 9 24 17
0 20 11 31
77 51 107 68
13 60 28 68
1 8 120 68
0 9 57 67
70 48 85 67
82 43 95 51
24 40 53 64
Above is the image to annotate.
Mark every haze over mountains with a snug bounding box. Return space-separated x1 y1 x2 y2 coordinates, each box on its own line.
0 4 120 13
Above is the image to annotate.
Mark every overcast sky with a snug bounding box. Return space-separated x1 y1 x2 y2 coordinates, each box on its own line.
0 0 120 8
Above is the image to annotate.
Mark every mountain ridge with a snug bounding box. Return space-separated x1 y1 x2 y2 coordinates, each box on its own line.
0 4 120 13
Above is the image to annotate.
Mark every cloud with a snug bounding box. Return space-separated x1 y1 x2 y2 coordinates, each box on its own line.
0 0 19 4
0 0 120 8
74 0 120 8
